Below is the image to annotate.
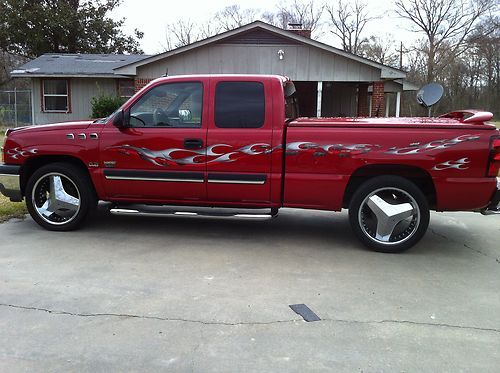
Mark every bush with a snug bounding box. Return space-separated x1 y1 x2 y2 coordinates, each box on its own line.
91 94 126 118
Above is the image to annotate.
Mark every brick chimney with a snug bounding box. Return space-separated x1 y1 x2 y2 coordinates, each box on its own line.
287 23 312 39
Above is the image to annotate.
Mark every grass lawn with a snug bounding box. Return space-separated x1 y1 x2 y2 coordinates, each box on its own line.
0 127 27 222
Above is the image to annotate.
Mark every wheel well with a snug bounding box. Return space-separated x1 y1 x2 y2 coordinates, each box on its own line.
343 164 436 209
20 155 95 196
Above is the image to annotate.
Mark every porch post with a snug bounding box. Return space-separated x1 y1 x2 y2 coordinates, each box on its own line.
385 93 390 117
395 91 401 117
371 81 385 117
316 81 323 117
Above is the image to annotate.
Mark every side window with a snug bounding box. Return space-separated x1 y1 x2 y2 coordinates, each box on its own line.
215 82 265 128
42 79 70 112
129 82 203 128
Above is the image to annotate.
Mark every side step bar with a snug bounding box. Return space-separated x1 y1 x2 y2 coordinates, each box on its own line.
109 204 279 220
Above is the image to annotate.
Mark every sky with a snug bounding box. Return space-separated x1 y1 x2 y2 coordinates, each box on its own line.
110 0 420 54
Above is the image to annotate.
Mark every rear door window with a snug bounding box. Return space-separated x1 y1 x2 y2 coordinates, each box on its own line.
215 82 265 128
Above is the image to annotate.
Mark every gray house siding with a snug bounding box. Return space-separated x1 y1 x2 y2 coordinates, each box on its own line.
135 44 381 82
32 77 116 124
134 43 384 117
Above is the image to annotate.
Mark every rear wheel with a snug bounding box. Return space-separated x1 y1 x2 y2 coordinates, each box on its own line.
26 163 96 231
348 176 430 253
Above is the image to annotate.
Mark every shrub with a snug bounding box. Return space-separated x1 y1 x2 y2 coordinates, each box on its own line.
91 94 126 118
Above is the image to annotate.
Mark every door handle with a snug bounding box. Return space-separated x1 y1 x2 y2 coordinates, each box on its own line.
184 138 204 149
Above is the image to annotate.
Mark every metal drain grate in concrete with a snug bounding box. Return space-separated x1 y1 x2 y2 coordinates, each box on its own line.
289 304 321 322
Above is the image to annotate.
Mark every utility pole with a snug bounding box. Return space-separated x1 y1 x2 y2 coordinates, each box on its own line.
399 42 403 70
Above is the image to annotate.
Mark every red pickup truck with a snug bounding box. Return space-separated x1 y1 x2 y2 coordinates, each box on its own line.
1 74 499 252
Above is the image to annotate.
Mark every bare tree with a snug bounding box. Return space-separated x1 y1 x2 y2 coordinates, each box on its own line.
464 15 500 115
358 35 399 67
394 0 495 82
274 0 324 34
215 5 258 31
164 19 200 50
326 0 374 54
198 22 222 40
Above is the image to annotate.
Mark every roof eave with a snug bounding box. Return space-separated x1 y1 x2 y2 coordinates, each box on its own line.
10 73 128 79
381 68 406 79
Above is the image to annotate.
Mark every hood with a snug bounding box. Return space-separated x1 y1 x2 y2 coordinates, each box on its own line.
6 120 95 136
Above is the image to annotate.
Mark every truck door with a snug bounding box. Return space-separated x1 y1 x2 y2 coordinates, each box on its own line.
206 77 274 205
99 79 208 202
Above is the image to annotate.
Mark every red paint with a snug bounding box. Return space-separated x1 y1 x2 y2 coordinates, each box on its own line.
2 75 499 212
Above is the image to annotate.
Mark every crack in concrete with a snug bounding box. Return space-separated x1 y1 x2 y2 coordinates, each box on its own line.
463 243 490 259
320 317 500 334
0 303 299 326
1 303 499 334
429 228 448 240
429 229 499 264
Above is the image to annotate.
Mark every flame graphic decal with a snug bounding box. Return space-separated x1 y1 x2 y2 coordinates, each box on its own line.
108 143 276 166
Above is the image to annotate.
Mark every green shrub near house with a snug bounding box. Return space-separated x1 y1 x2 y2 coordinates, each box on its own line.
91 94 126 119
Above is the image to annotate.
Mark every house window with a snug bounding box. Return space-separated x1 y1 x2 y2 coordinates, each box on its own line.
42 79 70 112
118 79 135 98
215 82 265 128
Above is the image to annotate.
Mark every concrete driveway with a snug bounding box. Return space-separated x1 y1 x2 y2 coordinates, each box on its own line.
0 207 499 372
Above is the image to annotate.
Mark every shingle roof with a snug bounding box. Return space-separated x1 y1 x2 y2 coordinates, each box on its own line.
10 53 150 78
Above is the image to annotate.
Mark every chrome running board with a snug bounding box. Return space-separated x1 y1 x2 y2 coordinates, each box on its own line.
109 204 278 220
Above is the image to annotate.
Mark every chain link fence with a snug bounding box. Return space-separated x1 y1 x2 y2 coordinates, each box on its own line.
0 89 32 127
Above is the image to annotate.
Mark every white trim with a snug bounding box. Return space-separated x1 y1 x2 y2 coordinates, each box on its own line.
316 81 323 117
396 91 401 117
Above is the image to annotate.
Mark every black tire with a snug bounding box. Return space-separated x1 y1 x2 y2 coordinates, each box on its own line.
348 176 430 253
25 162 96 231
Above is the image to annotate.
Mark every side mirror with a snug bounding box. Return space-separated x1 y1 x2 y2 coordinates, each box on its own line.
112 110 128 128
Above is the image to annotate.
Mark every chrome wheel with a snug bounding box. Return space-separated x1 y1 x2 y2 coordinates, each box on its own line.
358 187 420 246
31 172 81 225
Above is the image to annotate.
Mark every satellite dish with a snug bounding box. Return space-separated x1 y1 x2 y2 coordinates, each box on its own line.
417 83 444 117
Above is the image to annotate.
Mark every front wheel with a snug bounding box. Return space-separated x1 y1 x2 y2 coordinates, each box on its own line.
348 176 430 253
25 163 96 231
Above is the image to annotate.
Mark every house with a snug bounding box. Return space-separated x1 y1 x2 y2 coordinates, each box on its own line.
10 53 149 124
11 21 416 125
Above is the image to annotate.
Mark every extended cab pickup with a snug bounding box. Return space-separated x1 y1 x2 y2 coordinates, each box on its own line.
1 74 499 252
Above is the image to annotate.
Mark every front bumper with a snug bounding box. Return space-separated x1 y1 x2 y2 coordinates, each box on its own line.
481 177 500 215
0 163 22 201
